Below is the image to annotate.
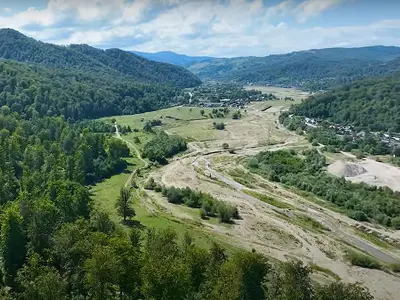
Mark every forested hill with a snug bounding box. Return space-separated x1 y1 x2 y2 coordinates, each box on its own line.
0 28 201 88
186 46 400 90
0 60 183 120
290 75 400 132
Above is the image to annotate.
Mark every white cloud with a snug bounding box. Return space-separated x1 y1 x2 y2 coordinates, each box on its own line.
3 7 12 13
2 0 400 57
295 0 346 23
0 6 58 28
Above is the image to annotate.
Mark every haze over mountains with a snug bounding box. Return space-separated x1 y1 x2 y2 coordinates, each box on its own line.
134 46 400 90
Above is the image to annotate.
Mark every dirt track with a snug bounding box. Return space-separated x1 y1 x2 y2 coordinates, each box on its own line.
129 105 400 300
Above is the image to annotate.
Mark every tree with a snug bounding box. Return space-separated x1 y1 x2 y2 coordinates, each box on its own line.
90 211 115 234
200 109 205 116
0 204 27 286
222 143 230 150
17 254 68 300
264 261 314 300
116 187 135 222
84 245 122 300
316 282 373 300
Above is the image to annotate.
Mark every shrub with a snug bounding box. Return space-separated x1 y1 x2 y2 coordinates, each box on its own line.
222 143 229 150
144 178 156 190
213 122 225 130
345 249 382 270
199 208 207 219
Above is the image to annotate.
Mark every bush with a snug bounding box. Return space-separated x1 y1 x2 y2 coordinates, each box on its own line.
345 249 382 270
222 143 229 150
213 122 225 130
391 216 400 229
166 187 183 204
154 186 239 223
217 202 239 223
232 111 241 120
352 211 368 222
199 208 207 219
134 136 140 144
144 178 156 190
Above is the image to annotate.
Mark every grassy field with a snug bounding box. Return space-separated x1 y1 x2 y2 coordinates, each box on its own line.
244 85 310 101
90 147 236 251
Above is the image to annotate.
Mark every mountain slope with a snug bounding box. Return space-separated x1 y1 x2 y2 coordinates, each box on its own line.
187 46 400 90
0 59 183 120
131 50 214 67
0 28 201 88
290 75 400 132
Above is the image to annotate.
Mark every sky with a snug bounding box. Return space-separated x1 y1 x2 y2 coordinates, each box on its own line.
1 0 400 57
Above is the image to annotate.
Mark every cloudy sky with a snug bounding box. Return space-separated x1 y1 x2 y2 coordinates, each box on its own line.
1 0 400 57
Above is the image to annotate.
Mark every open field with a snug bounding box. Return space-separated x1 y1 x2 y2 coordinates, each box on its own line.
244 85 311 101
94 91 400 300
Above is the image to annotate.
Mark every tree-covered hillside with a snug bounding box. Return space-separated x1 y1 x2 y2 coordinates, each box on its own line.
0 60 184 120
290 76 400 132
187 46 400 90
0 29 201 88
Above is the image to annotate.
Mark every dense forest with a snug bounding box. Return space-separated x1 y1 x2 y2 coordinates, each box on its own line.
0 29 201 88
187 46 400 90
248 150 400 228
290 76 400 132
0 60 185 120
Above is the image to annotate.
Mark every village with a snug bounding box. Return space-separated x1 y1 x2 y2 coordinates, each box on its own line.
183 82 279 109
299 116 400 149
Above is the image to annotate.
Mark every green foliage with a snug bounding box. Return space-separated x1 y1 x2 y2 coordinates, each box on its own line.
213 122 225 130
115 187 136 222
0 204 27 286
142 132 187 163
16 254 68 300
265 261 314 300
248 149 400 227
316 282 374 300
232 111 242 120
0 213 375 300
344 248 382 270
0 29 201 89
188 46 400 91
243 190 295 210
157 186 239 223
291 76 400 132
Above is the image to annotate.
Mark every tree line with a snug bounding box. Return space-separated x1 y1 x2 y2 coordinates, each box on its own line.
145 181 239 223
248 149 400 228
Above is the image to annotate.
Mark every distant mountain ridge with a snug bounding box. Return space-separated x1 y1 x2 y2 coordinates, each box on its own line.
131 50 214 67
132 46 400 90
187 46 400 90
0 28 201 88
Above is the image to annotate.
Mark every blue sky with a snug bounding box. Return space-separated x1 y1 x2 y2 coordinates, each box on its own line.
1 0 400 57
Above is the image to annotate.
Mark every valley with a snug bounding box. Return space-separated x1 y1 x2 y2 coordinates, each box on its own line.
1 22 400 300
95 88 400 300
